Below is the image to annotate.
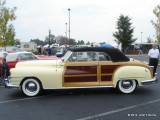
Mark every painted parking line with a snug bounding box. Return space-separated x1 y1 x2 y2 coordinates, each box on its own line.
77 98 160 120
0 94 53 104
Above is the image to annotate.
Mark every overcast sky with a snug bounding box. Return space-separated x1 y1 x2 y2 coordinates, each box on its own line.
6 0 160 45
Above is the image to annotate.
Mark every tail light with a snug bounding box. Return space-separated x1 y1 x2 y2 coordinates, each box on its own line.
150 66 154 76
150 66 154 71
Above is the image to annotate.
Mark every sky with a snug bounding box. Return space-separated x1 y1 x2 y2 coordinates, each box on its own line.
5 0 160 45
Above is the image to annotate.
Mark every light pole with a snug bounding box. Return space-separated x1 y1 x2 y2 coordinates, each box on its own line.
141 32 143 45
49 29 51 46
65 23 67 44
68 8 71 47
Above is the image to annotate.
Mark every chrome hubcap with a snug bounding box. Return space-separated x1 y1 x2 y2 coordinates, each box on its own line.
121 80 133 89
25 82 37 93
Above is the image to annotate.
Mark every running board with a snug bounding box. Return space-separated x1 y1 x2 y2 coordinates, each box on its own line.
43 86 113 90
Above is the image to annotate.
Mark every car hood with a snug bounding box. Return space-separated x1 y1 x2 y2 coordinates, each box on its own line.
15 59 62 68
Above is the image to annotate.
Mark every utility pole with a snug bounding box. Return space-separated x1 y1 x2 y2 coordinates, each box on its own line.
141 32 143 45
65 23 67 44
49 29 51 46
68 8 71 47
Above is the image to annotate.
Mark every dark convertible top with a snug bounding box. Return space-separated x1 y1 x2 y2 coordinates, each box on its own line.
68 47 130 62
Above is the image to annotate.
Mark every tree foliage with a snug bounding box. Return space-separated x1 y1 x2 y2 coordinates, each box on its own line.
151 4 160 43
77 40 85 45
30 39 45 46
151 5 160 35
113 14 136 51
0 0 17 46
45 34 56 45
56 35 67 45
69 38 76 45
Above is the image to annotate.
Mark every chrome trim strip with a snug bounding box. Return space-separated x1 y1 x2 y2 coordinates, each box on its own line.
141 77 158 85
43 86 113 90
5 83 20 89
119 77 145 80
9 76 35 78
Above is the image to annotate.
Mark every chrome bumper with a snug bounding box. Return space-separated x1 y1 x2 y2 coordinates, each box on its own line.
4 78 20 89
141 77 158 85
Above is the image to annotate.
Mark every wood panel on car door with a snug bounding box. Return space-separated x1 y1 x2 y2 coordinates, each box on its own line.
63 61 99 87
99 61 121 86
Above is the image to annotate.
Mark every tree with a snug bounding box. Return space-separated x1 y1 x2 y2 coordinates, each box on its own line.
69 38 76 45
14 39 21 46
56 35 67 45
77 40 85 45
30 39 45 46
99 42 106 45
147 36 153 43
0 0 17 46
86 41 90 45
113 14 136 52
157 35 160 43
45 34 56 45
151 4 160 43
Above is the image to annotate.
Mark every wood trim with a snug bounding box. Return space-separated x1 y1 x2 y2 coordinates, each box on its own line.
100 73 113 76
64 74 97 77
64 76 97 82
64 82 98 87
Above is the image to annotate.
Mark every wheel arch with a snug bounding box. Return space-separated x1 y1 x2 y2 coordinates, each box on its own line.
20 77 43 89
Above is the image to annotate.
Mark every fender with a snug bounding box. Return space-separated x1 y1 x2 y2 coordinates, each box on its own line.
112 66 152 87
10 66 64 89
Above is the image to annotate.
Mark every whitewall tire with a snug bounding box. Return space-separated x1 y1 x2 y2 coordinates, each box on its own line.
21 78 42 97
117 80 137 94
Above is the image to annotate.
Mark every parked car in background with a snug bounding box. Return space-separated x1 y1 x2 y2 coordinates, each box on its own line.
0 52 59 69
5 47 158 96
0 51 8 60
56 47 64 57
0 52 59 78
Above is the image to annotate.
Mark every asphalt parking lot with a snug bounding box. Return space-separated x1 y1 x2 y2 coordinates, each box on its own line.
0 55 160 120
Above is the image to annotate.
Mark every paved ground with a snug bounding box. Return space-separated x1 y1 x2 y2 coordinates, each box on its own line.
0 55 159 120
127 54 148 62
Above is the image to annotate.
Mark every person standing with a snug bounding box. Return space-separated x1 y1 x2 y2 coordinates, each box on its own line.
1 58 9 85
47 46 52 56
148 44 160 76
38 46 42 55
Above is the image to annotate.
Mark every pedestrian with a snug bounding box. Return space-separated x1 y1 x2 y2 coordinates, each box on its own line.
38 46 42 55
1 58 9 85
47 46 52 56
62 44 68 56
148 44 160 76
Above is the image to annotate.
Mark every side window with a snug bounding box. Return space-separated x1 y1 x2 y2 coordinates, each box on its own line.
17 54 28 60
99 52 111 61
68 52 98 62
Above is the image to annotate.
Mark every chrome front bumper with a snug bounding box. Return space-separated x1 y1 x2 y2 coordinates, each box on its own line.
141 77 158 85
4 78 20 89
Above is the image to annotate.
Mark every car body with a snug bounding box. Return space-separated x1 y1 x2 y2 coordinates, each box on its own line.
56 47 64 57
0 51 8 60
5 47 158 96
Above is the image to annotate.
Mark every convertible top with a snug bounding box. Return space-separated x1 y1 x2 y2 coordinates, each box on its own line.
68 47 130 62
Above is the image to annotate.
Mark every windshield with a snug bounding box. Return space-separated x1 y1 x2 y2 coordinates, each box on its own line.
61 50 72 61
6 54 18 61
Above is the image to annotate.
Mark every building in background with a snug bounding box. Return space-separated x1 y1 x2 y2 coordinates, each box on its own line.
21 42 37 52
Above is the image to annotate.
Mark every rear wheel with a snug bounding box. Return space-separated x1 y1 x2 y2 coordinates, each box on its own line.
21 78 42 96
117 80 137 93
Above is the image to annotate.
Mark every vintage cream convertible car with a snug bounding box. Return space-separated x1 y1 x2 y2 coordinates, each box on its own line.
5 47 158 96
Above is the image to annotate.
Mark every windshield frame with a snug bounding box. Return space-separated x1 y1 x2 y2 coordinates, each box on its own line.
61 50 72 62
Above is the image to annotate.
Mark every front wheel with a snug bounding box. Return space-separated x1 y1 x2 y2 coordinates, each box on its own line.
116 80 137 94
21 78 42 97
